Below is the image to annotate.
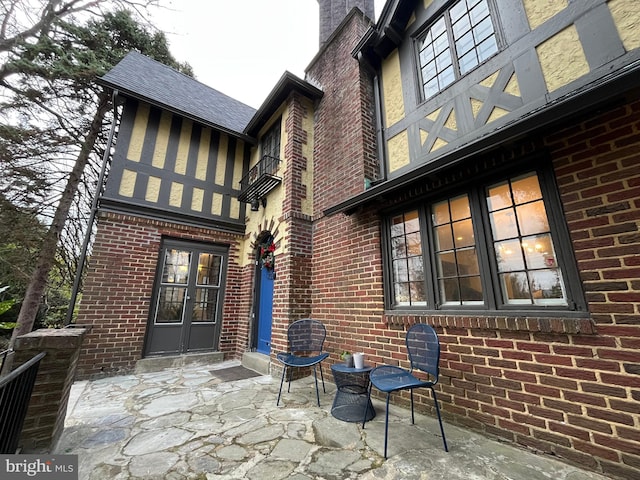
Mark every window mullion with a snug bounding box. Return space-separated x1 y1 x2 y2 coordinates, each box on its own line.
470 186 498 310
444 10 461 79
421 204 438 308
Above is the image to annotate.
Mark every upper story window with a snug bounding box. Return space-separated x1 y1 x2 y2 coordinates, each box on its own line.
261 121 281 159
386 166 585 313
418 0 499 100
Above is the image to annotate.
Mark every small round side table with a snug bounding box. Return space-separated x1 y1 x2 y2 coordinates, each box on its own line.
330 364 376 423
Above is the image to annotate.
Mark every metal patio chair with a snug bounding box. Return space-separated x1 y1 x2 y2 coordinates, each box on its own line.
276 318 329 406
363 323 448 458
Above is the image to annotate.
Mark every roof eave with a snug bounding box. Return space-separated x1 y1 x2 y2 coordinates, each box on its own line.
244 71 323 137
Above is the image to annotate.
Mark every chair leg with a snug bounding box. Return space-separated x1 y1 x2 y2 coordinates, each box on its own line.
319 363 326 393
383 393 391 458
277 365 287 406
362 383 373 429
312 365 321 407
410 389 415 425
287 366 293 392
431 387 449 452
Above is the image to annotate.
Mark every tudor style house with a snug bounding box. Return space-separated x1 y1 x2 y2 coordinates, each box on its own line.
76 1 639 478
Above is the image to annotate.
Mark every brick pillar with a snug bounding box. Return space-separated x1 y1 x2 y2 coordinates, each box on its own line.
12 327 88 452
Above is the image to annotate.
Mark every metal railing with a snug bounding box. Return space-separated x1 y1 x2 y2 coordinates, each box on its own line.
0 348 9 374
0 351 46 454
238 155 282 204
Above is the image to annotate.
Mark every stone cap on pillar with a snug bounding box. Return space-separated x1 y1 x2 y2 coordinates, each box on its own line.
13 327 89 351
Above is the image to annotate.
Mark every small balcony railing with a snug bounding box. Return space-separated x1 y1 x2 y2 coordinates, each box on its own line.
238 155 282 206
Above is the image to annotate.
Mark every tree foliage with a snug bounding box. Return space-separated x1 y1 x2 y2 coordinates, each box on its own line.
0 0 192 346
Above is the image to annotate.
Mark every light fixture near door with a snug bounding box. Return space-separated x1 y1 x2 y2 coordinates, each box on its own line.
251 197 267 211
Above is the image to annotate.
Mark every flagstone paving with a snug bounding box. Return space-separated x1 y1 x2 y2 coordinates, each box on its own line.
55 360 613 480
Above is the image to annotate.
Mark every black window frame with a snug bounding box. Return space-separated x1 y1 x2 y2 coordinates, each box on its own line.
415 0 501 102
260 119 281 160
383 160 587 316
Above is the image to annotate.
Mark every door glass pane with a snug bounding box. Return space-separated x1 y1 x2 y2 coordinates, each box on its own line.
197 253 222 286
162 249 191 284
192 288 218 323
155 286 186 323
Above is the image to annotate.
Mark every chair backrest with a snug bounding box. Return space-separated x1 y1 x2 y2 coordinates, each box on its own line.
288 318 326 355
406 323 441 381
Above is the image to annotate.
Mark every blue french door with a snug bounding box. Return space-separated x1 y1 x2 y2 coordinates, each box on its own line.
256 266 274 354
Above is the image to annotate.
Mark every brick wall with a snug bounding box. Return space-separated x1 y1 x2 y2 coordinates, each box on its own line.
75 212 247 378
313 95 640 479
269 92 315 362
12 328 88 452
306 10 383 366
306 5 639 477
308 9 378 214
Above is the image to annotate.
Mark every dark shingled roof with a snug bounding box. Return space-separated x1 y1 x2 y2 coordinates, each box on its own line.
98 51 256 137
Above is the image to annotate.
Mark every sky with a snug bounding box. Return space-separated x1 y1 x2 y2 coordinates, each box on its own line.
150 1 383 109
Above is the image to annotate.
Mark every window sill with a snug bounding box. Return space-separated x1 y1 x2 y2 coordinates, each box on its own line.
383 311 595 335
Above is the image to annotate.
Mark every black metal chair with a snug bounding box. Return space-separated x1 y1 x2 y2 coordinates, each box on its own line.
276 318 329 406
364 323 448 458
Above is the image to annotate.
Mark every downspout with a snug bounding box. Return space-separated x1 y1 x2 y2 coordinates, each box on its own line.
64 89 120 325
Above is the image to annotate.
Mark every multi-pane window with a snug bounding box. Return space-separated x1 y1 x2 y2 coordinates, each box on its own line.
418 0 499 99
487 173 565 305
261 121 281 160
390 211 426 306
432 195 483 305
387 170 581 311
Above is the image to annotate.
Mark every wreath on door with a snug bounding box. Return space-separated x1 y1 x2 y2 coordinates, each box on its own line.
259 240 276 271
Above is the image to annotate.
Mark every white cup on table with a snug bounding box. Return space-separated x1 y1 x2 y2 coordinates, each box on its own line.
353 352 365 369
